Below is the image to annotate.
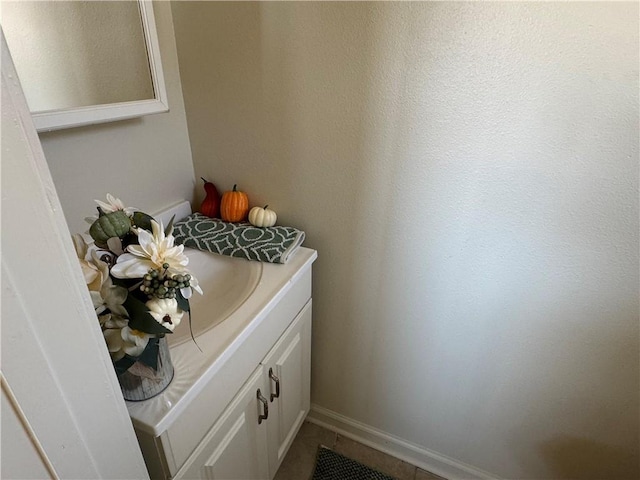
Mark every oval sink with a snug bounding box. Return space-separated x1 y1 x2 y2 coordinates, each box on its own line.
169 249 263 346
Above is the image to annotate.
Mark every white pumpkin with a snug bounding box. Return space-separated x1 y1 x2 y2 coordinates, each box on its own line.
248 205 277 228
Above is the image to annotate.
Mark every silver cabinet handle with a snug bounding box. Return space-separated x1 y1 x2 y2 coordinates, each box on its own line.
257 389 269 424
268 368 280 402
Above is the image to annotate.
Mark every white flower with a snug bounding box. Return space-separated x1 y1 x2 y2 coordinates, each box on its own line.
72 234 109 292
146 298 184 332
110 220 185 277
104 327 151 361
90 274 129 319
103 329 125 361
111 220 202 296
98 313 128 330
72 234 128 318
94 194 137 216
121 327 152 356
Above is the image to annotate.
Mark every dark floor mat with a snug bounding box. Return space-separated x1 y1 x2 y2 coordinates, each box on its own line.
311 445 396 480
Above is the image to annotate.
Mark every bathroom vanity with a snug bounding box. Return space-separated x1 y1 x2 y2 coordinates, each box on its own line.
127 244 317 480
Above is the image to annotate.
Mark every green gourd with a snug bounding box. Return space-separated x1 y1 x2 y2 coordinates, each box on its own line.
89 210 131 245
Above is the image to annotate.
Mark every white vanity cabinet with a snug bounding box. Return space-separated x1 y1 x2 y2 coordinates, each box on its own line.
174 303 311 480
129 248 317 480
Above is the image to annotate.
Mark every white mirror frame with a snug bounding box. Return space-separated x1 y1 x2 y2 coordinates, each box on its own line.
31 0 168 132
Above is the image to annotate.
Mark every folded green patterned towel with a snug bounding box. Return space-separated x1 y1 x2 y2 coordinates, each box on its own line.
172 213 305 264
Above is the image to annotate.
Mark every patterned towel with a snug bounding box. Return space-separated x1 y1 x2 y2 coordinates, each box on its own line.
172 213 305 264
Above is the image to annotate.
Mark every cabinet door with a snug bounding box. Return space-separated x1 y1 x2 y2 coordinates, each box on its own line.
174 367 269 480
262 301 312 478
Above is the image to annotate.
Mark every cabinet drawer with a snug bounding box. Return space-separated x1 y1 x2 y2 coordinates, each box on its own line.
166 269 312 473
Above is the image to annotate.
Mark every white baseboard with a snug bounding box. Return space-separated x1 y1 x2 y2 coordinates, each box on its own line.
307 404 500 480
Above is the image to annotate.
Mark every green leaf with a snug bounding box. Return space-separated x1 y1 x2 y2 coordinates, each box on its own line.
113 355 136 375
112 338 161 374
164 214 176 236
176 291 201 352
137 337 160 370
176 290 190 313
111 276 138 289
132 211 155 232
120 231 139 250
124 295 173 334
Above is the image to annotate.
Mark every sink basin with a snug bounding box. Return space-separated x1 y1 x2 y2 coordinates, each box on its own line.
168 248 263 346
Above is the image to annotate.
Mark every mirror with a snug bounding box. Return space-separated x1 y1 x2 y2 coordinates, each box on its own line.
2 0 168 131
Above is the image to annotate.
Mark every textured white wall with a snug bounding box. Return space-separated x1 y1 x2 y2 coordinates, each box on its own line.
37 1 195 234
172 2 638 478
2 1 153 112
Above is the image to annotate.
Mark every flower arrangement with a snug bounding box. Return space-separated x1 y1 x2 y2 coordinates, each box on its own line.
74 194 201 381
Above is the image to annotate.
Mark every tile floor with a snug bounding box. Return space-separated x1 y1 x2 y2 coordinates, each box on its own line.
274 421 446 480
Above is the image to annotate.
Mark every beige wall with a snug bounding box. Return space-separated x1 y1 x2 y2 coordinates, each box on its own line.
38 1 195 234
172 2 639 479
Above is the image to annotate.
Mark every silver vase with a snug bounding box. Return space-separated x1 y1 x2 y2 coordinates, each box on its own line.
118 336 174 401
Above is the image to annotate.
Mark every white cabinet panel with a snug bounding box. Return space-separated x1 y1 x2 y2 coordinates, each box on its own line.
175 367 269 480
174 302 312 480
263 302 312 478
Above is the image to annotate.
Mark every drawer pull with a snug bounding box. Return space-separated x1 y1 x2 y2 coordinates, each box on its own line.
268 368 280 402
257 389 269 424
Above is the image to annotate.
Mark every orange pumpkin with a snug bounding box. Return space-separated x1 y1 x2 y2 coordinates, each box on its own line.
220 184 249 222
